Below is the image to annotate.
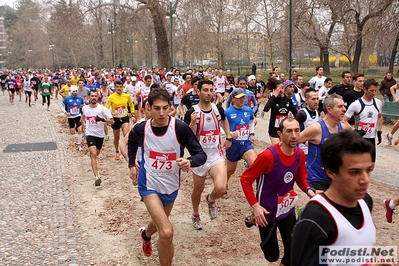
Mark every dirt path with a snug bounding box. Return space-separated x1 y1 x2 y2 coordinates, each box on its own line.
55 111 399 266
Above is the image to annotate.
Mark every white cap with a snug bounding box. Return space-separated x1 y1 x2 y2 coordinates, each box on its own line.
71 85 78 92
132 76 137 81
247 75 256 81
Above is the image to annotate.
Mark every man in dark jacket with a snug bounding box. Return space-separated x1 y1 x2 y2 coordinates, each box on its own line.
379 71 396 102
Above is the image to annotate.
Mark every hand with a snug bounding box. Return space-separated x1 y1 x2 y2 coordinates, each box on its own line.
250 135 255 144
230 131 238 139
177 158 191 172
95 115 105 122
377 130 382 145
252 203 270 227
66 112 71 117
190 111 198 125
224 139 232 150
254 117 258 126
129 165 138 185
261 111 265 118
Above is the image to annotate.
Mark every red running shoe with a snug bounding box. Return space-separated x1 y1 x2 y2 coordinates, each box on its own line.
139 227 152 257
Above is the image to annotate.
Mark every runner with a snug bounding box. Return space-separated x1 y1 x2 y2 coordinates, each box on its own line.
14 73 22 102
59 80 72 99
60 86 85 151
184 79 232 229
105 80 135 160
127 88 206 265
241 117 315 265
292 130 376 265
224 88 257 199
30 72 40 101
5 73 17 104
81 90 114 186
22 73 33 107
39 74 53 111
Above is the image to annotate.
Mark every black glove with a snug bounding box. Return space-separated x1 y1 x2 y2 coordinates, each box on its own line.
95 115 105 122
355 129 367 137
377 130 382 145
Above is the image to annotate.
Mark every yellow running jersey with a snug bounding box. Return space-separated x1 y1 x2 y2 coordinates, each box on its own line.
105 92 135 118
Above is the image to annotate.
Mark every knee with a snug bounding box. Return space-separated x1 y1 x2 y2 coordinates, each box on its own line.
158 226 173 243
214 185 226 197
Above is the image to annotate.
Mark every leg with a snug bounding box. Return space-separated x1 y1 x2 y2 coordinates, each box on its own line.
259 222 279 262
113 128 121 151
242 149 257 166
191 173 205 213
143 194 175 266
208 162 227 200
277 213 296 266
226 159 238 185
121 122 130 138
89 145 99 177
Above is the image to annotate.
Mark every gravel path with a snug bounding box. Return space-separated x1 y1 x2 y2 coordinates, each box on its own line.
0 93 94 265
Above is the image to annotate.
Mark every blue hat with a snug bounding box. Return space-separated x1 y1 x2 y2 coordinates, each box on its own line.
284 80 295 89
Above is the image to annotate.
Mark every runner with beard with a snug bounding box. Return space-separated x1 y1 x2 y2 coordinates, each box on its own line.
81 90 114 186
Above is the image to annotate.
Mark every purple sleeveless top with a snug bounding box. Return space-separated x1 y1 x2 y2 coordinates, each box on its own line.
256 145 300 222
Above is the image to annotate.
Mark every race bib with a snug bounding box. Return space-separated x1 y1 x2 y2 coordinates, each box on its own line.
199 130 220 148
86 116 97 125
115 106 126 116
44 88 49 93
8 84 14 89
276 190 298 218
236 125 249 140
149 151 177 174
275 115 288 128
358 122 375 134
70 106 80 115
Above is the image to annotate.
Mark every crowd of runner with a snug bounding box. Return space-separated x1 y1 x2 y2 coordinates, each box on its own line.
1 65 398 265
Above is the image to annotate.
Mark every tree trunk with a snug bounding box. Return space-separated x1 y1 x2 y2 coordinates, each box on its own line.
320 46 330 74
147 2 170 68
389 30 399 73
352 24 363 73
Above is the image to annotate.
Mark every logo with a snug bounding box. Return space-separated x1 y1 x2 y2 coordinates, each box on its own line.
319 246 397 265
239 119 246 125
206 116 212 122
284 172 293 183
230 114 237 119
367 111 373 118
244 112 249 117
279 108 288 113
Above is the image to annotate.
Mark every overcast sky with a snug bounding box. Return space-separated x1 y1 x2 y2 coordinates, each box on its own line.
0 0 15 9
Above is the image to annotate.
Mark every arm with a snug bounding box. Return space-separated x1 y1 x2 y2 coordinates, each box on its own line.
297 122 321 144
119 133 129 161
183 108 196 132
240 149 273 227
263 95 276 112
390 84 398 102
295 149 315 198
169 105 177 117
175 121 207 168
219 107 232 149
250 93 258 114
225 92 233 108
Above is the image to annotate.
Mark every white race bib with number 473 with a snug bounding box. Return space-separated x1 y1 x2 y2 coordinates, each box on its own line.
276 190 298 218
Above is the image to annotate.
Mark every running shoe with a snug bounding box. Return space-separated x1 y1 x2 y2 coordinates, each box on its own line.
206 194 218 219
192 214 203 230
95 176 102 186
386 133 393 146
245 214 256 228
383 199 395 223
105 136 110 141
115 152 120 160
139 227 152 257
78 145 83 151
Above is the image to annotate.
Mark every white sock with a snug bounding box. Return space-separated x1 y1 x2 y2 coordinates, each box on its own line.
77 134 82 145
388 133 393 138
389 200 396 209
